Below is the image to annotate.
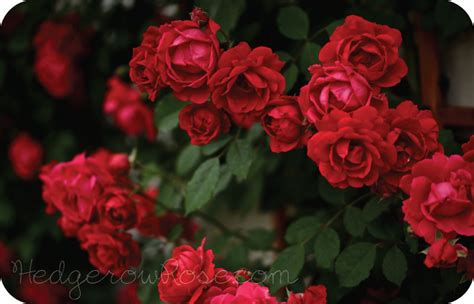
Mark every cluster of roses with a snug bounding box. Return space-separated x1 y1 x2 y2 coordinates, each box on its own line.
39 149 195 277
33 15 90 102
103 76 157 141
157 239 327 304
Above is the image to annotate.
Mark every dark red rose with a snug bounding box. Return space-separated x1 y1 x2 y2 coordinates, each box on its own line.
8 132 43 180
0 242 14 278
179 103 230 145
195 268 238 304
34 44 76 99
462 135 474 162
40 153 118 236
319 15 408 88
288 285 327 304
156 17 221 103
104 77 157 141
375 101 442 195
401 153 474 244
307 106 396 189
78 224 141 276
457 248 474 279
116 282 141 304
158 239 216 304
18 279 73 304
424 238 467 268
90 148 131 179
97 187 139 230
229 111 263 129
129 26 165 101
209 42 285 121
299 63 378 124
261 96 312 153
209 282 279 304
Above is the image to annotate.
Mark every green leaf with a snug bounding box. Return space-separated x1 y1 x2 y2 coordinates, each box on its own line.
344 207 366 237
285 216 322 244
195 0 246 32
154 94 187 131
314 228 340 269
268 245 305 293
226 139 254 181
299 42 321 79
201 135 232 156
362 197 389 222
335 243 376 287
185 158 220 214
157 183 182 210
383 246 407 286
215 165 233 195
245 228 275 250
176 145 201 176
277 6 309 39
283 63 298 93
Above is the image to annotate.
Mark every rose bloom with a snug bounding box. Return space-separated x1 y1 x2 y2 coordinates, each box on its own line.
261 96 311 153
104 77 157 141
298 63 377 124
208 42 285 121
195 268 238 304
307 106 396 189
8 132 43 180
78 224 141 276
156 9 221 103
462 135 474 162
97 187 139 230
400 153 474 244
287 285 327 304
90 148 131 179
209 282 279 304
179 103 230 145
0 242 14 278
375 101 442 195
40 153 119 236
17 279 73 304
424 238 467 268
319 15 408 88
158 239 216 304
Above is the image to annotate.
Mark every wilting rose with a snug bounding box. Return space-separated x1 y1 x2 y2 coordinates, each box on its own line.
158 239 216 303
209 42 285 121
104 77 157 141
209 282 279 304
179 103 230 145
319 15 408 88
424 238 467 268
401 153 474 244
261 96 311 153
307 106 396 189
8 132 43 180
156 11 221 103
288 285 327 304
462 135 474 162
375 100 442 195
78 224 141 276
298 63 377 125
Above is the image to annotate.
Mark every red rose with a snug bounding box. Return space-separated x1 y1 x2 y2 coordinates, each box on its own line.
78 224 141 276
40 153 118 236
462 135 474 162
90 148 131 179
158 239 216 304
116 282 141 304
104 77 157 141
129 26 165 101
229 111 263 129
319 15 408 88
34 44 76 99
8 133 43 180
298 63 377 124
400 153 474 244
307 106 396 189
261 96 311 153
97 187 139 230
209 282 279 304
288 285 327 304
156 17 221 103
179 103 230 145
18 280 73 304
0 242 14 278
195 268 238 304
375 101 442 195
209 42 285 121
424 238 467 268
